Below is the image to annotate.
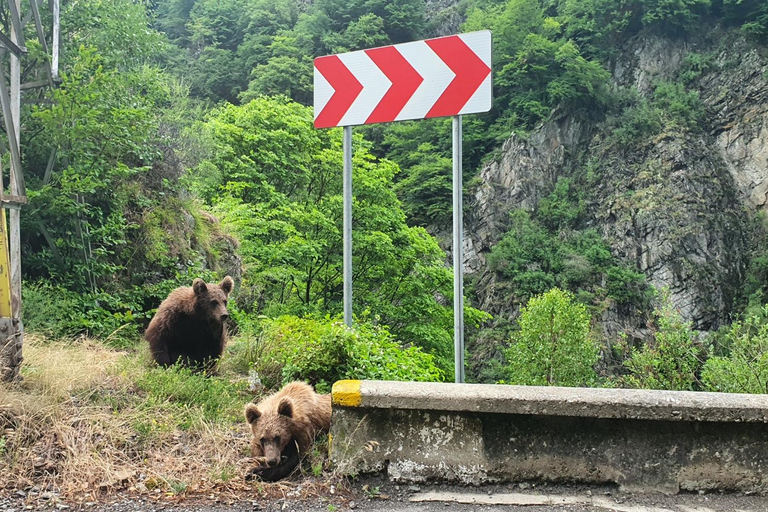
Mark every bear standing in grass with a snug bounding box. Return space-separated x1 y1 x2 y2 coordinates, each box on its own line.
244 381 332 481
145 276 234 372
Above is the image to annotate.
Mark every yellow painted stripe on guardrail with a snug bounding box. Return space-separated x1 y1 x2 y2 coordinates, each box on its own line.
332 380 362 407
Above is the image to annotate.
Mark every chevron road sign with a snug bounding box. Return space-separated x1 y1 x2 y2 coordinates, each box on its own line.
317 31 493 384
313 30 492 128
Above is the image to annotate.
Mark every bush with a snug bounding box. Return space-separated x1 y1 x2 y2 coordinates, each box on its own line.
248 316 444 393
22 281 141 345
505 288 599 387
620 289 706 390
701 305 768 394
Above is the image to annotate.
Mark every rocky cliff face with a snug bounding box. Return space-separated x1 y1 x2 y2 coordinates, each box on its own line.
465 32 768 342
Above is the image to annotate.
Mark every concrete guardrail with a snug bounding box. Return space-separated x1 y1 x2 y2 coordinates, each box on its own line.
329 380 768 494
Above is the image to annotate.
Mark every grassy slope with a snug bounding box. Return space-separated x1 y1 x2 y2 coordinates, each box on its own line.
0 335 332 504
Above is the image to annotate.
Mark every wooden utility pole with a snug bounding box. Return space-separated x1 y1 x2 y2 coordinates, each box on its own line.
0 0 59 381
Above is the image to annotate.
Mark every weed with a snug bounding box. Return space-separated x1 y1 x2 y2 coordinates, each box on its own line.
212 464 238 482
168 479 188 494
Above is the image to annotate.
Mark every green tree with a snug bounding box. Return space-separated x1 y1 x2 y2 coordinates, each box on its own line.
196 96 485 371
464 2 610 131
560 0 710 56
27 48 168 290
63 0 168 69
702 305 768 394
239 35 314 104
392 143 453 226
621 289 706 390
505 288 599 386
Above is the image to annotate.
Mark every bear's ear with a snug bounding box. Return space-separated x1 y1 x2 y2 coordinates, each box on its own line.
277 397 294 418
219 276 234 296
245 403 261 424
192 278 208 296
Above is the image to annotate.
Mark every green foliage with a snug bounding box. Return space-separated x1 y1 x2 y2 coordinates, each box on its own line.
239 36 314 104
63 0 168 69
621 289 706 390
720 0 768 41
465 4 610 131
737 211 768 309
27 48 167 289
153 0 426 103
392 143 452 226
606 80 705 148
679 51 717 83
605 88 664 148
487 204 647 305
505 288 599 386
561 0 710 57
652 80 705 130
640 0 712 34
537 178 585 230
22 269 219 346
701 305 768 394
195 96 486 372
250 316 444 392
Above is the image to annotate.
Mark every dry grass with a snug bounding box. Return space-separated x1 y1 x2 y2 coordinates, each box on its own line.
0 334 337 505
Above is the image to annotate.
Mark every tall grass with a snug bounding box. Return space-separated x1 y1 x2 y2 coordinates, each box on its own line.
0 334 304 501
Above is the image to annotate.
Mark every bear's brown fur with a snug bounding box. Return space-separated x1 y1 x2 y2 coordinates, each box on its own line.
244 381 332 481
144 276 234 371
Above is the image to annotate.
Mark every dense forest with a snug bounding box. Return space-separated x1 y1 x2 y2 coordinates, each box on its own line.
13 0 768 391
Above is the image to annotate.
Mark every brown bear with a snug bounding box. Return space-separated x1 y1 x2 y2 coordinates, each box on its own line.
144 276 234 372
244 381 332 481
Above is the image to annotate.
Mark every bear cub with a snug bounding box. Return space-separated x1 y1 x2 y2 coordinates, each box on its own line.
244 381 332 481
145 276 234 372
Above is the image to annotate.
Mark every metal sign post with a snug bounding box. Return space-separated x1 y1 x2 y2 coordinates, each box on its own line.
453 115 464 383
343 126 353 327
314 31 491 380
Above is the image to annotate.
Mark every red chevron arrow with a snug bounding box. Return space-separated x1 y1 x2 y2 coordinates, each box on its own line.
364 46 424 124
314 55 363 128
425 35 491 119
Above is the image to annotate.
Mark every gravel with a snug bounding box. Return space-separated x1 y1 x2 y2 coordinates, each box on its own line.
3 476 768 512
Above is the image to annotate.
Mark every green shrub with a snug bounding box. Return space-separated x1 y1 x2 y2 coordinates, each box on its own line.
505 288 599 387
621 289 706 390
487 209 647 306
249 316 444 393
22 281 141 345
652 80 705 130
702 305 768 394
679 52 716 84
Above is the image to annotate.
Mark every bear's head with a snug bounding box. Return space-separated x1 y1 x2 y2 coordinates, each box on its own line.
244 397 296 467
192 276 234 326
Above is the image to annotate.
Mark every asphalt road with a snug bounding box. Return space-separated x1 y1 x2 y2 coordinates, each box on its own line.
4 478 768 512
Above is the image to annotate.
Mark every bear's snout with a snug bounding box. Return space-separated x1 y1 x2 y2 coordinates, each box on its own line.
220 312 229 321
266 456 280 467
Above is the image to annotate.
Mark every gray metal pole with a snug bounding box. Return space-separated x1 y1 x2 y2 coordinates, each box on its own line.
453 115 464 383
343 125 353 327
10 0 22 323
52 0 60 79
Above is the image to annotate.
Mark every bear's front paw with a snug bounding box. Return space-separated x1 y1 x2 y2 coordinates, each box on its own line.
244 440 300 482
